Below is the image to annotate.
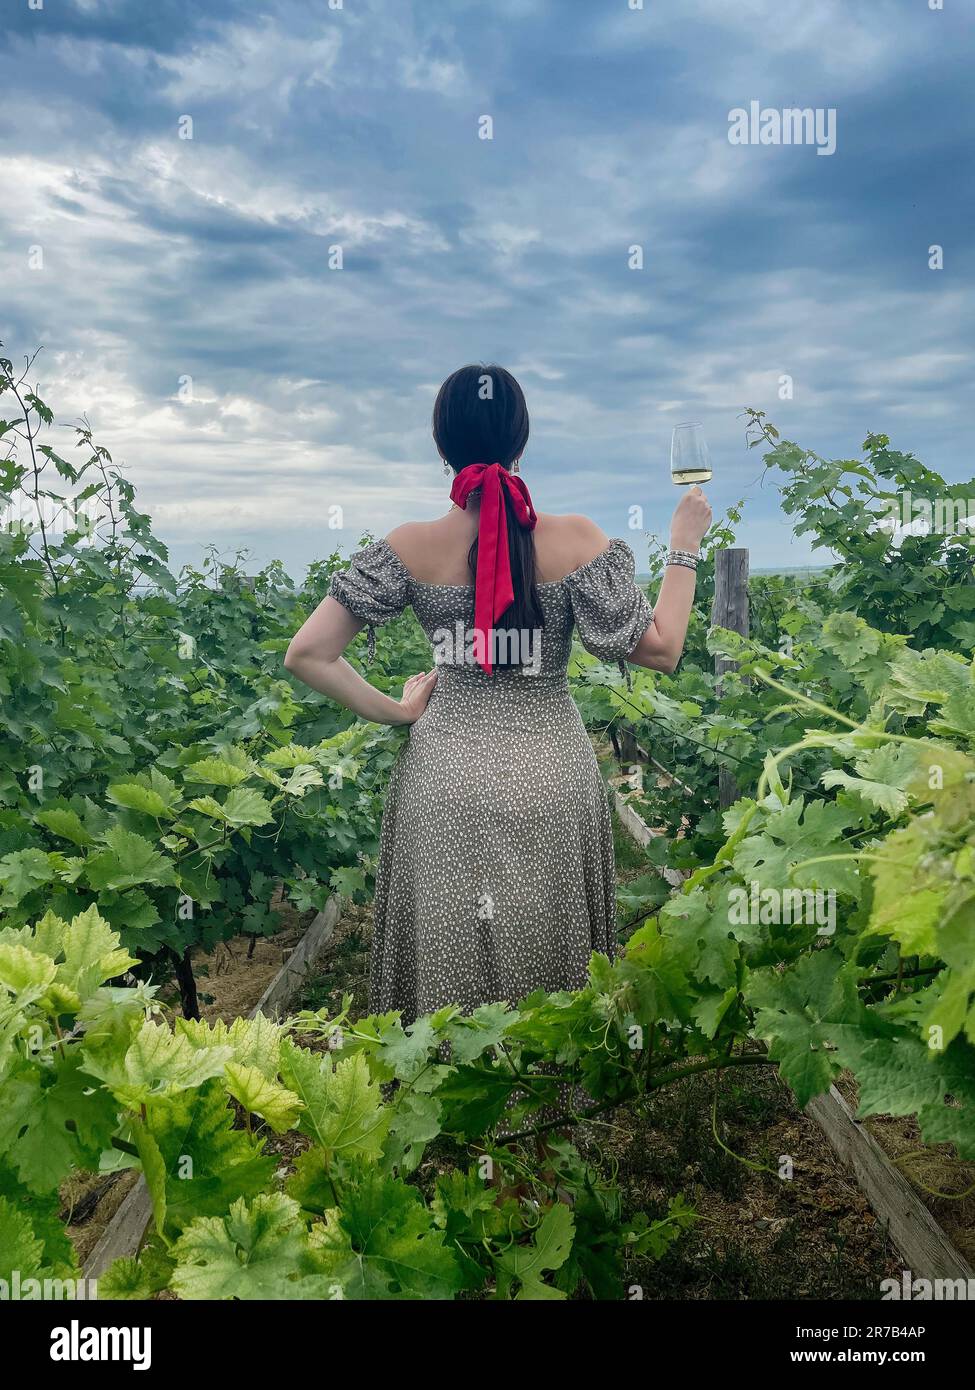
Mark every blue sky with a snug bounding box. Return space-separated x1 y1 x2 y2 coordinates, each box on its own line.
1 0 971 576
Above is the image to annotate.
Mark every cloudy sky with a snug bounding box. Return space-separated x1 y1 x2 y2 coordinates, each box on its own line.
1 0 971 577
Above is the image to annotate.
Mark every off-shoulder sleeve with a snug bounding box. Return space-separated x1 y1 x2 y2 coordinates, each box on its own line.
329 539 410 662
565 538 654 676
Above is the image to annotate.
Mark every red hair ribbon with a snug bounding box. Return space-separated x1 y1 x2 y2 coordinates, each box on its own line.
449 461 537 674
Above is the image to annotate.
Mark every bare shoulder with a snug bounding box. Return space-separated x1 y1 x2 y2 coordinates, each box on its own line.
384 515 474 584
533 512 611 581
384 520 434 565
561 514 609 551
541 512 609 556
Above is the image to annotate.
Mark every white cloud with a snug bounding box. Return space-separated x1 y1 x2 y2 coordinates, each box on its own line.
399 53 466 97
157 19 342 105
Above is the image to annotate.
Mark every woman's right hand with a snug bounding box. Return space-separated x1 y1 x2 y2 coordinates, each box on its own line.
669 485 712 553
397 669 439 724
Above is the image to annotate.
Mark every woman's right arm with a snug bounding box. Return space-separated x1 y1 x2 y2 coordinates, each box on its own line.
284 596 437 725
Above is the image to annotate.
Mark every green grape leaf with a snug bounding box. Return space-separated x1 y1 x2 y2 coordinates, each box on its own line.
33 807 95 848
106 782 173 819
187 789 274 828
132 1122 168 1239
314 1169 464 1300
185 757 252 787
142 1079 277 1236
622 1195 699 1270
653 897 736 995
176 1013 284 1079
435 1065 522 1139
831 1030 948 1119
375 1016 439 1082
280 1041 390 1161
821 611 882 666
616 873 670 916
97 1256 163 1301
692 986 739 1040
58 904 138 999
444 1002 515 1065
495 1201 574 1301
84 1021 233 1107
915 1045 975 1159
0 1053 117 1192
0 849 55 907
0 1166 78 1274
225 1062 302 1133
0 1196 46 1283
383 1091 442 1174
0 942 58 1001
221 788 276 827
748 951 863 1105
280 766 324 797
821 770 908 817
84 828 178 892
171 1194 320 1300
329 865 366 897
734 798 859 897
866 820 947 957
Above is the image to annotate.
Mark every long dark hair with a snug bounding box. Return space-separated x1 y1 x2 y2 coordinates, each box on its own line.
432 364 544 668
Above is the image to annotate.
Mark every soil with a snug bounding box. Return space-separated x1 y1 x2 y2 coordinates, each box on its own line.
595 1072 898 1299
62 1169 142 1267
169 898 313 1023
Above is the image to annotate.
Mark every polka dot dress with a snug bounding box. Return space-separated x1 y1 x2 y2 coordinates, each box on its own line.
330 537 654 1026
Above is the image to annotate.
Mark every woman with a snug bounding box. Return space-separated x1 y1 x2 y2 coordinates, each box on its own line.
285 364 711 1025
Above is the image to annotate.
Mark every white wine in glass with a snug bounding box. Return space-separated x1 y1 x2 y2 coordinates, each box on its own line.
670 423 712 486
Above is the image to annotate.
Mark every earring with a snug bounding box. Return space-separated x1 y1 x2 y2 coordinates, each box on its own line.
442 458 451 476
512 458 521 475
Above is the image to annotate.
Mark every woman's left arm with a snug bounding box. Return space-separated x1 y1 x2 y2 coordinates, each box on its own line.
628 485 712 673
627 561 698 674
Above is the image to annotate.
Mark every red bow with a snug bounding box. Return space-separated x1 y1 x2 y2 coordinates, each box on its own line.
449 462 537 674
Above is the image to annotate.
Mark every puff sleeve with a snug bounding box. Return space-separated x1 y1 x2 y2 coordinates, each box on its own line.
565 538 654 681
329 539 410 663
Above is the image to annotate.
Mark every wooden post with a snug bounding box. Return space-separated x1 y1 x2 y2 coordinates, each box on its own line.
711 548 749 809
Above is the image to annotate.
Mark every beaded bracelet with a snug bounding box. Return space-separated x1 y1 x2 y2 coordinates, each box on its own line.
666 548 699 571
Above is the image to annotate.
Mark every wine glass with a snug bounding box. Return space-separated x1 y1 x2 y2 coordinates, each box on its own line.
670 423 712 486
